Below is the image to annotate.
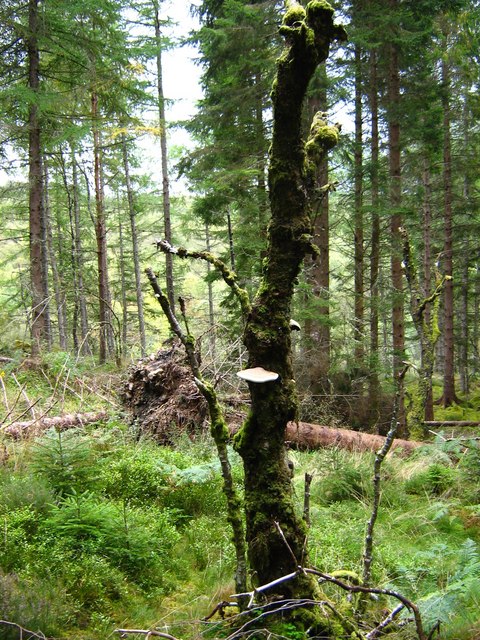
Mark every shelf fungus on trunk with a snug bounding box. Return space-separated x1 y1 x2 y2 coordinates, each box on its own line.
236 367 279 383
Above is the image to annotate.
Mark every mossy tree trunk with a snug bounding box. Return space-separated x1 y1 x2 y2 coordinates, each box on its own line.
234 1 344 599
402 230 444 440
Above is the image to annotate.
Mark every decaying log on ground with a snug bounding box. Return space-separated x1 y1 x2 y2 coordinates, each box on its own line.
3 407 420 454
284 421 421 454
3 411 108 438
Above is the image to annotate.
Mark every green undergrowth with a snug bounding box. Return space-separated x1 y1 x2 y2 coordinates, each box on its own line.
0 422 479 639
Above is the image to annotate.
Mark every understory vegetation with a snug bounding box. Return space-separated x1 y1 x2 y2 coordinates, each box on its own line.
0 361 479 640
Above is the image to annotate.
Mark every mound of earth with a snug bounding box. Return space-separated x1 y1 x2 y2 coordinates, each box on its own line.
121 341 208 443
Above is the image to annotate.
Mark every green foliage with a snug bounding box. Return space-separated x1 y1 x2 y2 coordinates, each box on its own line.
0 571 74 640
405 462 458 496
31 428 99 496
308 448 372 505
2 423 480 639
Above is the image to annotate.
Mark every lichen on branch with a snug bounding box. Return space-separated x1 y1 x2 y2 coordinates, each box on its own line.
155 239 251 316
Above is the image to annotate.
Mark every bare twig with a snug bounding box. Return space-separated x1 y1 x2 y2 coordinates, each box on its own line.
1 398 42 431
303 472 314 526
115 629 180 640
0 620 46 639
274 521 300 568
366 604 405 639
0 373 10 412
74 377 118 407
11 372 36 419
305 567 426 640
362 364 409 588
146 268 247 598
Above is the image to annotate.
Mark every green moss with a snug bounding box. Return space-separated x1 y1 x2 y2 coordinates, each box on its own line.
306 0 334 20
282 5 306 26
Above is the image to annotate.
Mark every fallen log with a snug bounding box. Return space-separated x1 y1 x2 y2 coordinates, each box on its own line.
3 409 420 454
2 410 109 438
286 422 421 454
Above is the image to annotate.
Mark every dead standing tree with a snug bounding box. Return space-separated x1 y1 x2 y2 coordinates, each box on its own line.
155 0 345 617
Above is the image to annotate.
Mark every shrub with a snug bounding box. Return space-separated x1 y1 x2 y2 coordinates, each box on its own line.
0 571 74 639
101 446 174 505
405 463 457 496
31 428 99 496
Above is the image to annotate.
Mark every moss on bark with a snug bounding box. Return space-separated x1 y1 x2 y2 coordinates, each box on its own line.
234 0 345 614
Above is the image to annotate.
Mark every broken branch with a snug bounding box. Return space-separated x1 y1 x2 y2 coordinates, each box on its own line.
155 240 251 316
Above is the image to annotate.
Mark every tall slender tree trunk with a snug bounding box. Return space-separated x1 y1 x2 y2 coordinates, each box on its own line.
440 52 457 407
368 48 381 421
118 217 128 357
422 159 434 420
354 44 364 367
91 90 113 364
205 222 216 358
474 261 480 376
226 208 236 273
387 9 405 432
459 92 471 396
153 0 175 312
28 0 50 355
305 64 330 393
44 158 68 350
71 148 91 355
122 135 146 356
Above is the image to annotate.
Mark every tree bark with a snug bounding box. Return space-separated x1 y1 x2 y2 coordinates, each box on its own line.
28 0 50 355
368 48 381 420
118 218 128 357
153 0 175 312
234 2 345 606
205 222 216 358
92 90 113 364
71 148 91 355
44 158 68 350
421 160 434 421
122 135 147 356
440 51 457 406
354 43 364 366
305 64 330 393
387 7 406 433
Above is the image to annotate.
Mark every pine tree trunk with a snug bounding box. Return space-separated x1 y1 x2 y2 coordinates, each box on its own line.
459 94 471 396
205 222 216 358
421 160 434 421
153 0 175 312
118 218 128 357
305 64 330 393
234 3 344 606
387 12 405 432
92 90 112 364
44 159 68 350
226 208 236 272
122 135 147 356
440 53 457 406
354 44 364 366
28 0 50 355
368 48 381 419
71 148 91 356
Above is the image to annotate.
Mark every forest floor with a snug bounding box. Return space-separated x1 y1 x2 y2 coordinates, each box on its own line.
0 352 479 640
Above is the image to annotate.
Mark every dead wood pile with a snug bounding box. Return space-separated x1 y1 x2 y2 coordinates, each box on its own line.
121 341 208 443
